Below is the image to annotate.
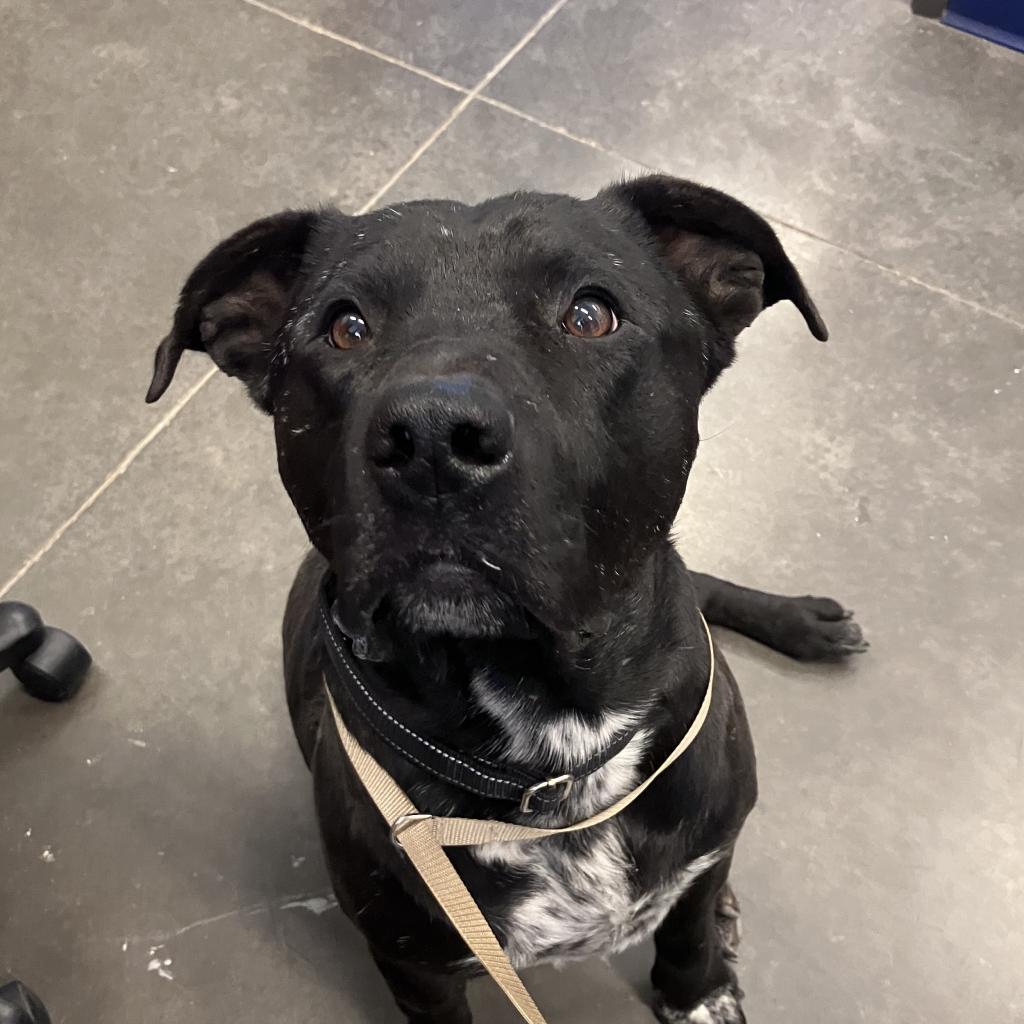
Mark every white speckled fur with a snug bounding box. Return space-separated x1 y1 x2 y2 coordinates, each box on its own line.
655 986 744 1024
469 671 725 968
470 670 648 769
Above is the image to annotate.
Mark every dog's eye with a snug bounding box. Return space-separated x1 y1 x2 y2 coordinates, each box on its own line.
328 307 370 350
562 295 618 339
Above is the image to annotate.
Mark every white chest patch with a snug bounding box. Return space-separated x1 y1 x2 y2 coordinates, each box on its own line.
476 829 725 968
469 673 724 968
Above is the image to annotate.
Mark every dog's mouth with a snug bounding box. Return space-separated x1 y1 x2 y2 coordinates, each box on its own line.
387 560 526 639
333 547 538 646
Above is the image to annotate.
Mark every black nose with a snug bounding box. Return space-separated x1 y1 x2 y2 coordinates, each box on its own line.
367 375 514 499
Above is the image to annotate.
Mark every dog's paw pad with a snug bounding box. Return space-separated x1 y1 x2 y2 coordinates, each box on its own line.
653 985 746 1024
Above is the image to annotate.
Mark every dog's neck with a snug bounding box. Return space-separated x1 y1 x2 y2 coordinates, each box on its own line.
360 544 706 774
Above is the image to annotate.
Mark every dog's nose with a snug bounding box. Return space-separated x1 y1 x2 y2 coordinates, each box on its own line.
367 375 514 499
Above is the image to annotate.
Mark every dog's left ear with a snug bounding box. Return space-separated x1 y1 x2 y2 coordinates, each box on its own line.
602 175 827 372
146 210 319 412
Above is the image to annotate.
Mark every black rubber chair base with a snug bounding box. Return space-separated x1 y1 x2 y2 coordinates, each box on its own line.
0 981 52 1024
13 627 91 703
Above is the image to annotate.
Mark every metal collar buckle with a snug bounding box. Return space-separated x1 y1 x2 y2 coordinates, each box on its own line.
519 774 574 814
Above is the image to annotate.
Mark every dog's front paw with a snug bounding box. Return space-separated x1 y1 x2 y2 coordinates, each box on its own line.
774 595 868 662
653 984 746 1024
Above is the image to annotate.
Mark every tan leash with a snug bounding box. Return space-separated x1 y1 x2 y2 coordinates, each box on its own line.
325 612 716 1024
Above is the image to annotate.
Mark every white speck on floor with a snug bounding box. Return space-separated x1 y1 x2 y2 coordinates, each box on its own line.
121 940 128 952
41 846 55 863
290 855 306 868
25 828 31 838
128 738 148 748
147 957 174 981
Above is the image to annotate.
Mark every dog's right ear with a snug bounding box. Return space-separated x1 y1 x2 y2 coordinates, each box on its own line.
146 210 319 412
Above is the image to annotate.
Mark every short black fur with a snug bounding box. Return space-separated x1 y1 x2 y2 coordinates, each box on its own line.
150 176 865 1023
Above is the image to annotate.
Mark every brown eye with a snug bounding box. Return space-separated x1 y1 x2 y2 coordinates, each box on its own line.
562 295 618 338
329 308 370 349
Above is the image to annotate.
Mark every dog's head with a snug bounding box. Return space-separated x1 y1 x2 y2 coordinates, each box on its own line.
148 176 825 649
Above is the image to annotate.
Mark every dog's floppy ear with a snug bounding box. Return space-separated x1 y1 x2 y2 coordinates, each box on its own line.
602 175 827 371
146 210 319 412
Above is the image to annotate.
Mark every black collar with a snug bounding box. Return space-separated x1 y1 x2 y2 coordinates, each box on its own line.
317 572 641 814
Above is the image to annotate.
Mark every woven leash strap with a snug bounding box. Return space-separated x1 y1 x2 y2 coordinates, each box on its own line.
325 612 716 1024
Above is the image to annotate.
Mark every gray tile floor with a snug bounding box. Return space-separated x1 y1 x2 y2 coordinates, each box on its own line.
1 1 1021 1021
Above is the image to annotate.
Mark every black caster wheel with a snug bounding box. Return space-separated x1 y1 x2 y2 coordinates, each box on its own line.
0 981 52 1024
0 602 91 702
0 603 44 670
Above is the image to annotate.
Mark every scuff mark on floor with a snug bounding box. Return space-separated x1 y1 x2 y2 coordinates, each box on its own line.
133 891 339 946
278 895 338 916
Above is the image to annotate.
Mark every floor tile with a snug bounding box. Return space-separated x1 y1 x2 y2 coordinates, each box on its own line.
261 0 555 87
0 0 459 585
384 98 645 204
488 0 1024 322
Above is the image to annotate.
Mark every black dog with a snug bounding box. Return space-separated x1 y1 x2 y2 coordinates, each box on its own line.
148 175 865 1024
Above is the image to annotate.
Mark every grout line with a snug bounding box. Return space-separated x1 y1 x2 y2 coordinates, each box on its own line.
466 0 569 97
476 94 647 162
354 0 570 213
354 95 476 214
0 367 218 600
760 215 1024 332
239 0 471 95
476 99 1024 331
0 0 570 598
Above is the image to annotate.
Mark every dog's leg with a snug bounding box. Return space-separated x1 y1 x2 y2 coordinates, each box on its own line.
371 948 472 1024
715 881 742 963
690 571 867 661
651 858 746 1024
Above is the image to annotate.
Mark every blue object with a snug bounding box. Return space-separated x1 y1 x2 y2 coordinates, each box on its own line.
943 0 1024 53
